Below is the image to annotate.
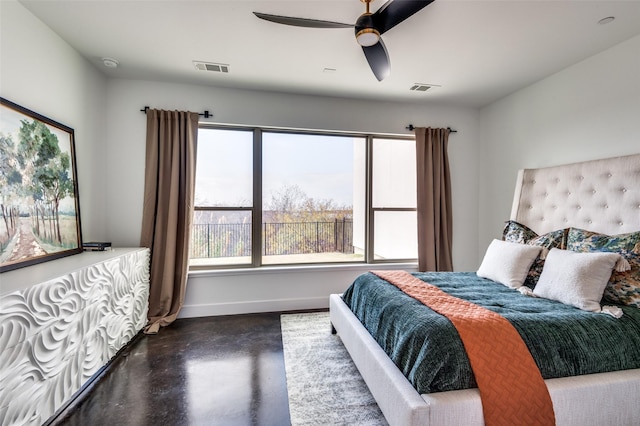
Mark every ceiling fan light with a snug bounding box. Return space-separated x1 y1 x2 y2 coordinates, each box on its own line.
356 28 380 47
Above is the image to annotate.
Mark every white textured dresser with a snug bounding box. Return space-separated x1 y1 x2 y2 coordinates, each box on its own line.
0 247 150 425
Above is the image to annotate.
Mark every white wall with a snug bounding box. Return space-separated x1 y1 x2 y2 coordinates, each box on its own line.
0 0 109 242
104 79 480 316
2 0 479 318
478 34 640 264
5 0 639 318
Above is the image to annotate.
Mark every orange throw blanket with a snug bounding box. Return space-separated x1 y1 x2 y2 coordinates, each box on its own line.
372 270 555 426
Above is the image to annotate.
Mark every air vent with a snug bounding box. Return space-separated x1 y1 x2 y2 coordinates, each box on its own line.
193 61 229 73
410 83 434 92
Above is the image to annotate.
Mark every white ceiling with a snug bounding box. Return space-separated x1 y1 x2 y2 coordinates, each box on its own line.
19 0 640 107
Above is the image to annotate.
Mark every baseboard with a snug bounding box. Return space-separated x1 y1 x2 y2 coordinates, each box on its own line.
178 296 329 318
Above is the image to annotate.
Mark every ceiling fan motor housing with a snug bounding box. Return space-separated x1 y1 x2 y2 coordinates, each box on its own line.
355 13 380 46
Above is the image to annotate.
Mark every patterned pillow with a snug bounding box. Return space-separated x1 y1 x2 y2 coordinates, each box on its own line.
567 228 640 308
502 221 568 288
603 250 640 308
503 220 539 244
566 228 640 253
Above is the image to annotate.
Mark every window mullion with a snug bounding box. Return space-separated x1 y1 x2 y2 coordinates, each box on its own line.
252 128 262 268
366 135 374 263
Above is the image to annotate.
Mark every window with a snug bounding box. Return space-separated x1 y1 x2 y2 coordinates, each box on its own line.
192 129 253 266
190 126 416 268
370 138 418 260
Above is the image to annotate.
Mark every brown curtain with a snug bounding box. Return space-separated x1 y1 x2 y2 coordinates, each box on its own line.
415 127 453 272
140 109 198 334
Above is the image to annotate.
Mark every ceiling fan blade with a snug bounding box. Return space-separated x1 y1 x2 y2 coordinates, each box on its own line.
253 12 353 29
372 0 434 34
362 39 390 81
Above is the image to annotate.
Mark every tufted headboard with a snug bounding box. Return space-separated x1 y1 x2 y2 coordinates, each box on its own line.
510 154 640 236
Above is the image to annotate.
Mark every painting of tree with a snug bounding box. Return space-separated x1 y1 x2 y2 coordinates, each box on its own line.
0 97 82 273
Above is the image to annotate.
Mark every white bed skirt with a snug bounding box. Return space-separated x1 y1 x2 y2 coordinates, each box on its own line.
329 293 640 426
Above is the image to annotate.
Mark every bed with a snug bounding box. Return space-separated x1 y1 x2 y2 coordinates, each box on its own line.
329 153 640 426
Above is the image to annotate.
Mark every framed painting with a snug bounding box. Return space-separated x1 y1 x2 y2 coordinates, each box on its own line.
0 97 83 273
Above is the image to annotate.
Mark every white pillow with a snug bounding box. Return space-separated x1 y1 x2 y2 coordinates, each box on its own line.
477 239 542 289
533 248 621 312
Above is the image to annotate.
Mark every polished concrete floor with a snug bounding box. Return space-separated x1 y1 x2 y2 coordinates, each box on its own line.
52 312 295 426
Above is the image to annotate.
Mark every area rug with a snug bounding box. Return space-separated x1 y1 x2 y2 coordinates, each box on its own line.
281 311 388 426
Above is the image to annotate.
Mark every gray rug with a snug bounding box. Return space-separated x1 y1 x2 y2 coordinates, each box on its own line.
281 311 388 426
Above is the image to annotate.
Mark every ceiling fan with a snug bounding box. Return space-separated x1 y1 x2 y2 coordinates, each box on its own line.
254 0 435 81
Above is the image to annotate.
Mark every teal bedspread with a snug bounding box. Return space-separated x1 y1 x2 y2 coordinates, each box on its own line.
341 272 640 394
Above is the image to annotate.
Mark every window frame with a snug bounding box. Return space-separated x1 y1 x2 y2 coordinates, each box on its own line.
191 124 415 270
367 137 418 263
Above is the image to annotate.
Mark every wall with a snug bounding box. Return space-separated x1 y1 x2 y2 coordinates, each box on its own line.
478 34 640 263
0 0 109 242
5 0 638 318
104 80 480 316
2 0 478 317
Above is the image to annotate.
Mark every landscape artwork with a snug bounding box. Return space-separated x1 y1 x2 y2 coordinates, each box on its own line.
0 97 82 273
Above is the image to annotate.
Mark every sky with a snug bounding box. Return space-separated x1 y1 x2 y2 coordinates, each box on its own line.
194 128 360 208
1 104 73 157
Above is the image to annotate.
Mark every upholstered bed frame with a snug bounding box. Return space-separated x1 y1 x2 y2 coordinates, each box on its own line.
329 153 640 426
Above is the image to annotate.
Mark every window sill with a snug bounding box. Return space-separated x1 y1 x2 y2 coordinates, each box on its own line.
187 262 418 279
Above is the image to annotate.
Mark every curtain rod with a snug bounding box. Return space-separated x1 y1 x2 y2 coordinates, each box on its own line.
406 124 457 133
140 106 213 118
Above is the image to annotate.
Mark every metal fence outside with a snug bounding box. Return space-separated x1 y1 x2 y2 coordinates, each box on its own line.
190 218 353 259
